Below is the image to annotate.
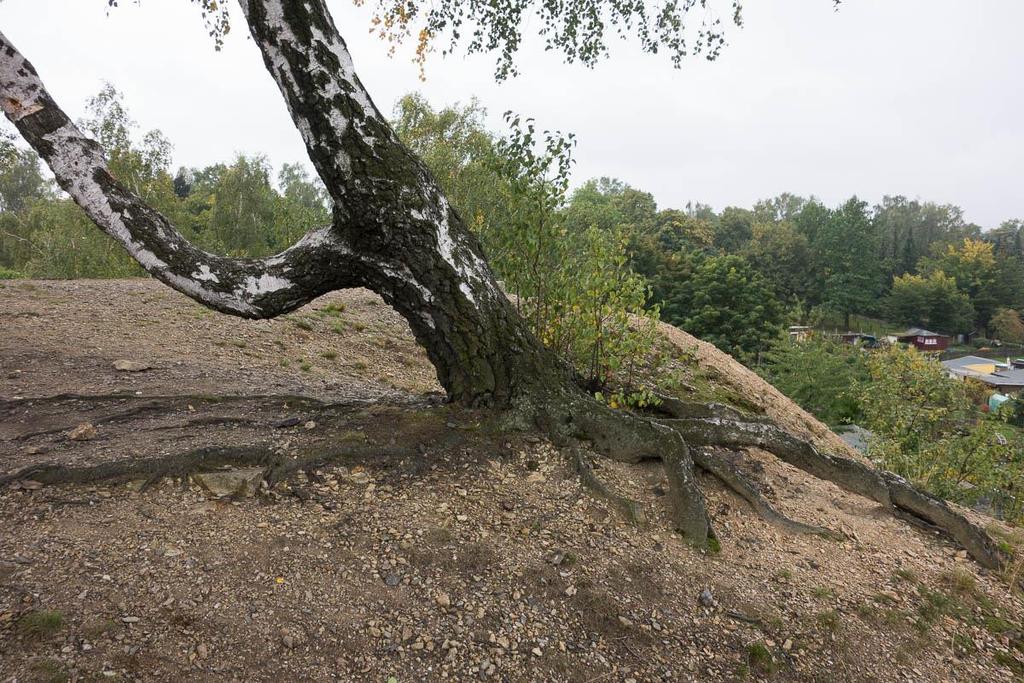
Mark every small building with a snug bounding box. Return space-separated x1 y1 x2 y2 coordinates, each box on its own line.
895 327 950 351
942 355 1024 396
839 332 879 348
788 325 811 342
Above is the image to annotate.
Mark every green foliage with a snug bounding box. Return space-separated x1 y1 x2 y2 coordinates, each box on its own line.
873 196 979 281
759 334 868 426
742 219 814 302
16 610 64 639
488 115 662 399
654 251 784 361
815 197 883 328
860 346 1024 522
883 270 975 335
0 85 329 278
360 0 743 80
919 238 1001 332
393 98 662 401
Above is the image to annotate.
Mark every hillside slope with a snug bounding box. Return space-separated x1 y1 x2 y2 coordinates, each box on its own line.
1 279 1023 682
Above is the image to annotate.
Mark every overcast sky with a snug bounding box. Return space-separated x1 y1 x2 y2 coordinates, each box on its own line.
1 0 1021 228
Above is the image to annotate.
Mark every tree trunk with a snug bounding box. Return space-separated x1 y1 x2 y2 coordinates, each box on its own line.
0 0 570 408
0 1 1006 565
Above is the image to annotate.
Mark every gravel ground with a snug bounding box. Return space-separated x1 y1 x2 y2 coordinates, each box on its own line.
2 279 1023 682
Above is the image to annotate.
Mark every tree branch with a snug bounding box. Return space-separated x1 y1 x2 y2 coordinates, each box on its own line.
0 29 355 318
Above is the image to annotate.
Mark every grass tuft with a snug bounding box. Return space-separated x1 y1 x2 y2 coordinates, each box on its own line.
17 610 64 639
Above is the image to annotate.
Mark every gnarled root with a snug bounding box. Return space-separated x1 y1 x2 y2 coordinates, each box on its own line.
569 447 645 526
663 411 1007 570
691 447 843 540
532 393 714 546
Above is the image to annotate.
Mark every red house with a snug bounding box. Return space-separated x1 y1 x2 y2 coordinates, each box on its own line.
895 328 950 351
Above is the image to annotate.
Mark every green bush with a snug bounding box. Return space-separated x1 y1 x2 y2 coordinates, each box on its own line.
861 345 1024 522
0 265 22 279
483 115 662 405
758 333 868 426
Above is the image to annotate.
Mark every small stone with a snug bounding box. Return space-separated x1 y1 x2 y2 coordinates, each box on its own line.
280 625 307 649
384 573 401 587
783 639 793 651
113 359 152 372
121 616 140 624
618 616 633 628
68 423 97 441
544 550 565 566
698 588 715 607
531 647 543 657
17 480 43 491
564 586 577 597
303 420 316 430
436 592 451 608
191 468 264 498
196 643 209 659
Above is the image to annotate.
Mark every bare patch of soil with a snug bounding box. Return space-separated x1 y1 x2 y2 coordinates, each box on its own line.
2 279 1023 682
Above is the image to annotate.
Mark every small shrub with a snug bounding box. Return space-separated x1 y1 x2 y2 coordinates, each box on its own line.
320 303 345 317
293 319 314 331
17 610 64 639
812 586 835 599
746 642 777 677
942 568 977 597
894 568 918 583
321 350 338 360
815 609 839 632
30 658 67 683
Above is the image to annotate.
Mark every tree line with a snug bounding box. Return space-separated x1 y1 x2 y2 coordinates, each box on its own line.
3 87 1024 362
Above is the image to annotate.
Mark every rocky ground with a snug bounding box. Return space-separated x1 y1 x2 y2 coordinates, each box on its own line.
2 279 1024 682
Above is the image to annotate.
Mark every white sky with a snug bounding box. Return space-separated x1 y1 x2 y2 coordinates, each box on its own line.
1 0 1021 228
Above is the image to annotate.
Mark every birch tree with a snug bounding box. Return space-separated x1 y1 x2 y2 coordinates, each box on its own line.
0 0 1005 568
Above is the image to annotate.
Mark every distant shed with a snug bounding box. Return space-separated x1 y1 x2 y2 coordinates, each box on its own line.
896 328 950 351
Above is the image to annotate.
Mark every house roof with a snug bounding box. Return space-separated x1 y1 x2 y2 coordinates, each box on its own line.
897 327 947 338
942 356 1024 387
983 369 1024 387
942 356 1008 372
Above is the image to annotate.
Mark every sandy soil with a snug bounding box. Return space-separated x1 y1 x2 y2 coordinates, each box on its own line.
2 279 1023 683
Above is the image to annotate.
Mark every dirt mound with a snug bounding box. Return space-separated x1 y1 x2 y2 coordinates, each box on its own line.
2 279 1023 682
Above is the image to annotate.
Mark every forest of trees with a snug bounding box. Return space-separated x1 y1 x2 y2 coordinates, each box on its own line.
3 87 1024 363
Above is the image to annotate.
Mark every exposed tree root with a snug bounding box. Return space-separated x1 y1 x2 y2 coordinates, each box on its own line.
0 445 279 489
2 392 420 443
660 411 1007 570
2 388 1006 570
569 447 645 526
0 440 417 494
533 393 713 546
691 447 843 540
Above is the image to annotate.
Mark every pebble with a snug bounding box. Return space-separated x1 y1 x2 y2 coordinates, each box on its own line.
68 423 97 441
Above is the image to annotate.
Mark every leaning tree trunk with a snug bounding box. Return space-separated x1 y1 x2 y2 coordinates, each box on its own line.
0 0 561 408
0 0 1006 566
